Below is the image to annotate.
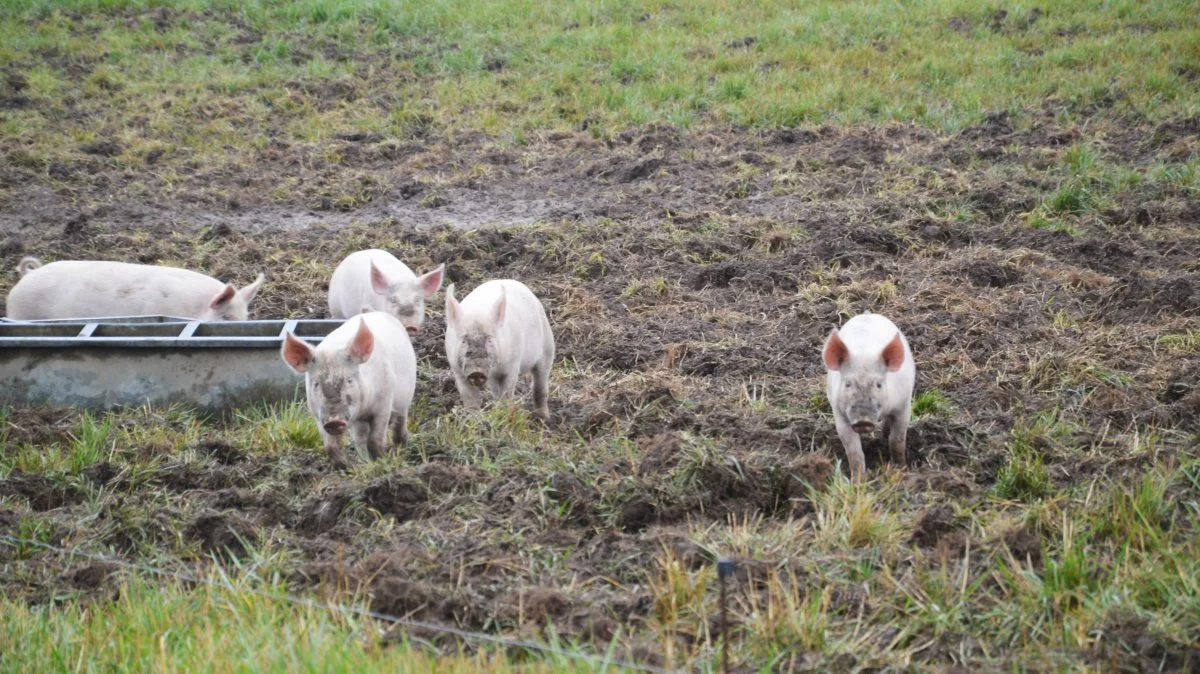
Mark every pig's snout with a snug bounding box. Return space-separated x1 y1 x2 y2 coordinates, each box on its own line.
323 419 348 435
467 372 487 387
851 420 877 434
405 326 419 336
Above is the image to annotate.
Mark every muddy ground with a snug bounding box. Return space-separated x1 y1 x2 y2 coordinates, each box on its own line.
2 108 1199 670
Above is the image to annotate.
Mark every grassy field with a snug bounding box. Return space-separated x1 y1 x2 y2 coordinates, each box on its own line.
1 0 1197 163
1 572 621 673
2 0 1200 672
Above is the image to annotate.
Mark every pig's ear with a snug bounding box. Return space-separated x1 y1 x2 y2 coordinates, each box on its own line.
347 317 375 364
445 284 460 327
210 284 237 309
492 287 507 327
369 260 391 296
881 333 905 372
417 263 445 298
239 273 265 303
823 329 848 371
281 332 315 374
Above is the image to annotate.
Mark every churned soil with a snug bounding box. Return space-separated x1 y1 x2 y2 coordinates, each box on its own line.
2 105 1199 669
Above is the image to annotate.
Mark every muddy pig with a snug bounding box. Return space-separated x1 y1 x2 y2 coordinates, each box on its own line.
327 249 444 336
445 280 555 421
822 312 915 481
281 311 416 469
6 257 264 321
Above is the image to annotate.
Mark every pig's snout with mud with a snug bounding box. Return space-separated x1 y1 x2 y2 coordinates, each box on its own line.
823 313 916 482
457 333 494 388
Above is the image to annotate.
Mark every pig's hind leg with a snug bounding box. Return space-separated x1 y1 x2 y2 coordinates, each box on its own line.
390 410 409 449
531 361 551 423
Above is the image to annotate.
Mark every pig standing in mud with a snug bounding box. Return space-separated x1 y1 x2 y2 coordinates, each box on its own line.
6 258 264 321
327 249 444 337
281 312 416 469
445 280 555 421
822 312 915 481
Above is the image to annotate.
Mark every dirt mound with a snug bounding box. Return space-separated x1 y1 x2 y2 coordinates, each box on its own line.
184 512 259 560
0 472 84 511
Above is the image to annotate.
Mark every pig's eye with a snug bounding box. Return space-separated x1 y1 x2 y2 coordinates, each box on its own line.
845 382 852 389
876 382 883 389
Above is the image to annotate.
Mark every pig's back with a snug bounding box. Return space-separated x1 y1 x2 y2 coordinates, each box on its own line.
497 280 553 367
7 261 222 320
328 250 414 318
361 311 417 410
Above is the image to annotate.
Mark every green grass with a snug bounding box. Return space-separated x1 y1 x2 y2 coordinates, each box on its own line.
0 575 620 673
911 389 952 417
0 0 1196 168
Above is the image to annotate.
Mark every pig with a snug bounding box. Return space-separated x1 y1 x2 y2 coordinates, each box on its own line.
822 312 915 481
445 280 555 421
6 258 264 321
327 249 445 336
280 311 416 469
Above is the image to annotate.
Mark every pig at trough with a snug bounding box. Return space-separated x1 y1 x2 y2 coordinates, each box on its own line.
281 311 416 469
327 249 445 336
445 280 555 421
822 312 916 481
6 257 264 321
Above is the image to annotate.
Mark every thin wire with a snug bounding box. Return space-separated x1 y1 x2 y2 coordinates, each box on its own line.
1 535 680 674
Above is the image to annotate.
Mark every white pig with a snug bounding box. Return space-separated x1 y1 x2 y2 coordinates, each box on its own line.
445 280 555 421
281 311 416 469
327 249 444 336
822 312 915 481
6 258 264 321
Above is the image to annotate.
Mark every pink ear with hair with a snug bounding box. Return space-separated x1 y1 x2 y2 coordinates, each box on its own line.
492 287 507 327
281 332 315 373
823 330 848 371
418 264 445 298
348 318 374 364
369 260 390 296
881 333 905 372
210 284 237 309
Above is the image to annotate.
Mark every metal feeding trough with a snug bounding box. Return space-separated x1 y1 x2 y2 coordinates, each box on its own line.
0 316 344 413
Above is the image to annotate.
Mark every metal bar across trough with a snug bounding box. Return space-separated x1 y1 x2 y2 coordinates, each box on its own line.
0 316 344 414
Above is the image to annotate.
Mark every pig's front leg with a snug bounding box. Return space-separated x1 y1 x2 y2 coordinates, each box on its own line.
833 412 866 482
488 370 517 402
365 414 390 460
887 406 910 468
454 373 483 411
320 428 351 470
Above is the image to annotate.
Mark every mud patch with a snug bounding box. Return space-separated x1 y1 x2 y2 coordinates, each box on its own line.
909 505 962 548
184 512 259 560
0 473 84 511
